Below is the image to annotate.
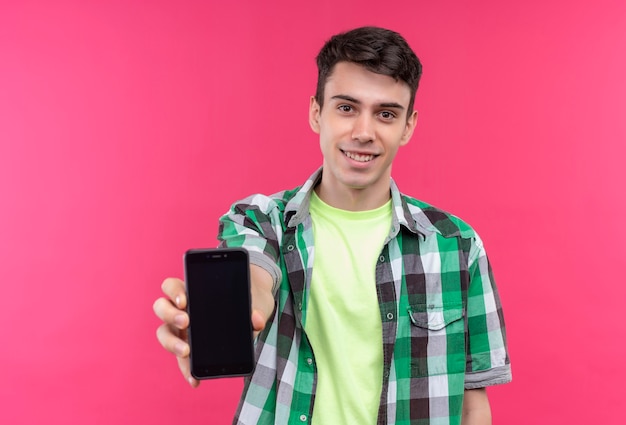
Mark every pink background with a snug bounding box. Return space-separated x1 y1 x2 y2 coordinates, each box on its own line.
1 0 625 423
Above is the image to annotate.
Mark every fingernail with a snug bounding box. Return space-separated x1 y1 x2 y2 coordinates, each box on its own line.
175 295 181 307
188 376 196 386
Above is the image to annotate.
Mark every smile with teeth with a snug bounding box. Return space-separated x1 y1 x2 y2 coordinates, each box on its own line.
343 150 376 162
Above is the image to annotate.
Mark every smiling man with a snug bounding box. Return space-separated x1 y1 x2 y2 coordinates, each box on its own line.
311 61 416 211
154 26 511 425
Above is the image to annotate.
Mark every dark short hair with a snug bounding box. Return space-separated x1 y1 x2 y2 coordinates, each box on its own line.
315 26 423 117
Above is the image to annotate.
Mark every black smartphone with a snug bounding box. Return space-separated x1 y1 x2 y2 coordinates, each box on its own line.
184 248 255 379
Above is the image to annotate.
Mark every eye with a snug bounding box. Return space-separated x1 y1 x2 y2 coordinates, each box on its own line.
378 111 396 121
337 104 353 113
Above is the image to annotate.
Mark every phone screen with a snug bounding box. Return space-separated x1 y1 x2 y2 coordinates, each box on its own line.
184 248 254 379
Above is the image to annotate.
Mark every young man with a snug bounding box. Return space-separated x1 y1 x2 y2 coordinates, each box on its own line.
154 26 511 425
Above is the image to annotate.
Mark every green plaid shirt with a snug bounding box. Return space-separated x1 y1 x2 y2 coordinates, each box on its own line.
218 168 511 425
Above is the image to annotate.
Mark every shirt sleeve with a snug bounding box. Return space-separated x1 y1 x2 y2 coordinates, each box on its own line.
217 194 284 295
464 233 512 389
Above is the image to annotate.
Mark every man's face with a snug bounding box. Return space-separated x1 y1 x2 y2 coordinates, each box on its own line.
309 61 417 205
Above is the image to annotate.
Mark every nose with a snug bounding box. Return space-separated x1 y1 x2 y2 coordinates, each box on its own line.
351 114 375 143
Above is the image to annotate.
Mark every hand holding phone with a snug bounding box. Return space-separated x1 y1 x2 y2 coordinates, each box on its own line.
184 248 255 379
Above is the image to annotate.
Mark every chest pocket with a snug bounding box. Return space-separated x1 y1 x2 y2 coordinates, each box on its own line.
407 302 466 377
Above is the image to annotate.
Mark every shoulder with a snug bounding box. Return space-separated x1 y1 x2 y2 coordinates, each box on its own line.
227 185 303 217
400 193 478 240
223 169 322 228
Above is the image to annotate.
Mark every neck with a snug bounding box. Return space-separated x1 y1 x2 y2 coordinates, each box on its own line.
315 177 392 212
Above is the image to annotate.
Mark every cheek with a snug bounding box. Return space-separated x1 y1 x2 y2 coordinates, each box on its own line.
386 125 411 147
318 122 338 146
320 113 350 136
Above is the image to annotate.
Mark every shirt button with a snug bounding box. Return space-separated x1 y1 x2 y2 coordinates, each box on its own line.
299 414 307 422
287 245 295 251
379 255 385 262
297 302 303 311
387 312 394 320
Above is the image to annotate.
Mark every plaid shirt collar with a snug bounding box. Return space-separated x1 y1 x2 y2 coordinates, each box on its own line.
285 167 440 238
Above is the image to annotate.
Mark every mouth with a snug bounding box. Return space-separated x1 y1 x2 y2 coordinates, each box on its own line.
342 150 377 163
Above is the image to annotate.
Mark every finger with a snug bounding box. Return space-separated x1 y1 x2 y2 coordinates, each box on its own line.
161 277 187 309
156 323 190 357
177 355 200 388
153 297 189 330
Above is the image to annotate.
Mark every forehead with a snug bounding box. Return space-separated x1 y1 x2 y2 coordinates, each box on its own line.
324 61 412 107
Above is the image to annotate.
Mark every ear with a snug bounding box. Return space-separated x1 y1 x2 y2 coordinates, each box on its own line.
400 109 418 146
309 96 321 134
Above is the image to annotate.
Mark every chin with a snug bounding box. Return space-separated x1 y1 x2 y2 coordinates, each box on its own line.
342 177 377 190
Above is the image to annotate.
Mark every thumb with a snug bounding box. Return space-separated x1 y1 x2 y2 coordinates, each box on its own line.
251 309 267 333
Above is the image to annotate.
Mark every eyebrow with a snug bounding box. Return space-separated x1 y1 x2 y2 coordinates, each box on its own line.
330 94 405 110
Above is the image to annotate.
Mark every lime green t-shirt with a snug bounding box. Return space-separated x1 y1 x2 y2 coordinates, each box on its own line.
305 191 392 425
